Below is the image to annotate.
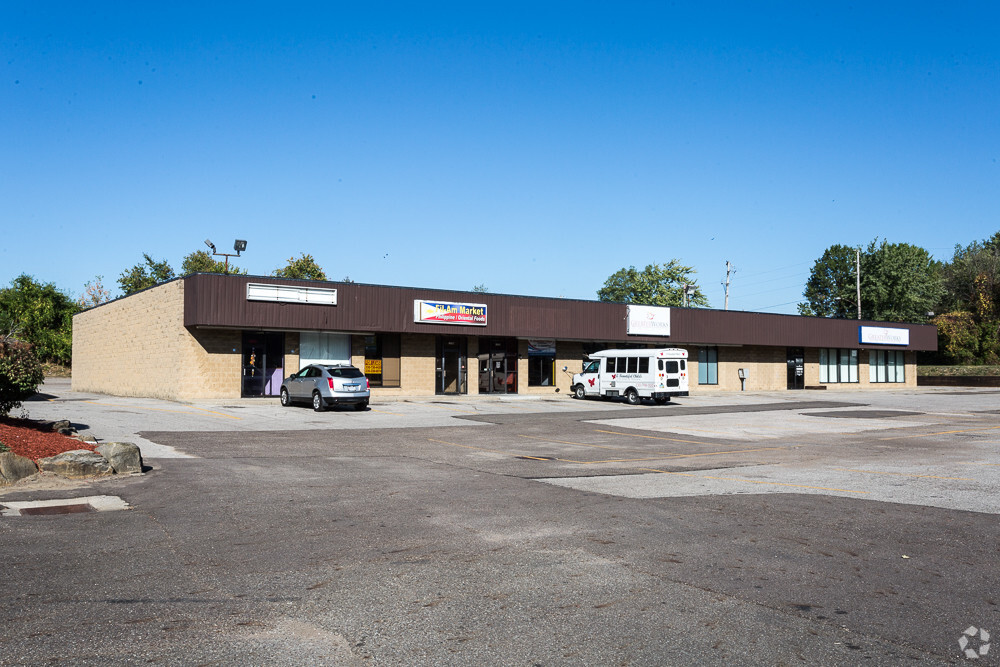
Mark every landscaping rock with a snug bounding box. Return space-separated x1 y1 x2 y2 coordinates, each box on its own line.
37 450 113 479
96 442 143 475
76 435 98 444
0 452 38 486
50 419 76 434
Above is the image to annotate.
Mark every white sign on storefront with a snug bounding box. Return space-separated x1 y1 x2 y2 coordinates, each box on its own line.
626 305 671 336
859 326 910 346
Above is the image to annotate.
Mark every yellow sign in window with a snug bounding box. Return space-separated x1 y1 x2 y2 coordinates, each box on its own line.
365 359 382 375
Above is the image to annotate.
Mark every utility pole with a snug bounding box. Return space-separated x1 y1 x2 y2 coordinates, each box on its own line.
855 248 861 320
722 261 734 310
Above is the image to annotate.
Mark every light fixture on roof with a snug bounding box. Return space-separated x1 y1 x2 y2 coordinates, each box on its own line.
204 239 248 274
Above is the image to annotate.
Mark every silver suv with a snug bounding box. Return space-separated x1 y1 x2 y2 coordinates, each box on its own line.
280 364 370 411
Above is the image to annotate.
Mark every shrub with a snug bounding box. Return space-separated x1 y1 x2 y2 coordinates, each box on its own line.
0 339 44 416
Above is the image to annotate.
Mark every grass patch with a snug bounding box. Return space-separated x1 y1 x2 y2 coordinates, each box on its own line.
0 440 9 453
918 365 1000 377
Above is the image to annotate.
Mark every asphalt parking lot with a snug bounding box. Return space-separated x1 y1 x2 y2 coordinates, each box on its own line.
3 380 1000 664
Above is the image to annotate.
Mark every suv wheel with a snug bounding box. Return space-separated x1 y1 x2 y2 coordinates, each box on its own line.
312 391 325 412
280 387 291 407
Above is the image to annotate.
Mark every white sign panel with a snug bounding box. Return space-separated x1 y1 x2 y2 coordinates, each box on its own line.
859 326 909 346
626 305 671 336
247 283 337 305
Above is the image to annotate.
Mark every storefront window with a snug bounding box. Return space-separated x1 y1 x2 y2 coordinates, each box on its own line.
819 348 859 383
869 350 905 383
364 334 400 388
698 347 718 385
528 340 556 386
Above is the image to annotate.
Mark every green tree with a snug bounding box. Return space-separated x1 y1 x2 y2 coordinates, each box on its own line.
272 254 327 281
472 284 489 293
798 245 858 318
940 231 1000 313
118 254 175 295
798 239 942 323
0 336 44 416
597 261 708 307
0 275 78 365
861 239 943 323
181 250 246 276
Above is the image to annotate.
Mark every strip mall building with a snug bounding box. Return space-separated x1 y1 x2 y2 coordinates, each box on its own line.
71 274 938 400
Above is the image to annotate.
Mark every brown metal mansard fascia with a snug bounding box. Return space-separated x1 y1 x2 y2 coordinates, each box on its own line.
181 274 937 351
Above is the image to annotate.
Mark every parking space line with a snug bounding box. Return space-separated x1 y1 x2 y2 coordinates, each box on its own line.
369 408 405 416
518 434 625 451
83 401 241 420
593 430 724 446
578 447 786 465
833 468 973 481
425 438 581 461
418 403 479 414
640 468 868 494
879 425 1000 440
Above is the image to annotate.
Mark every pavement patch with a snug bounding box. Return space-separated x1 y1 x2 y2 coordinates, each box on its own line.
1 494 131 516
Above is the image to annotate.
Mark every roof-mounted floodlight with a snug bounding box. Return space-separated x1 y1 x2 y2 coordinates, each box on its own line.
204 238 248 274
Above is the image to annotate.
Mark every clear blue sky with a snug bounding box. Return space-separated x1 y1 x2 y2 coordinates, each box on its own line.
3 2 998 313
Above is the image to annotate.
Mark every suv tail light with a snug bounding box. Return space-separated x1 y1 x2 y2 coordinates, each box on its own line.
366 378 370 390
328 378 335 389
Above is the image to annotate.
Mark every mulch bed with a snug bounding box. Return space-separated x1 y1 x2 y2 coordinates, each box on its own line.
0 417 95 462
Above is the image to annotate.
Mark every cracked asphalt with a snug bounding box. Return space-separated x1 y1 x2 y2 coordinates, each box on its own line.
2 380 1000 665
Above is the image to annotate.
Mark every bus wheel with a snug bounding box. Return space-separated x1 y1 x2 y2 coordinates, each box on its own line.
574 385 586 399
625 389 640 405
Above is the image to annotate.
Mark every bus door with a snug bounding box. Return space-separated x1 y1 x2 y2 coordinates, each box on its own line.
579 358 602 395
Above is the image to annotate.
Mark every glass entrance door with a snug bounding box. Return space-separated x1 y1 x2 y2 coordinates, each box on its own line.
477 337 518 394
786 347 804 390
436 336 467 395
242 331 285 397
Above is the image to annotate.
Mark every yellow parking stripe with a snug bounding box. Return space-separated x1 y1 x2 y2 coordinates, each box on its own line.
418 403 478 414
879 425 1000 440
426 438 580 461
578 447 785 465
517 434 624 451
834 468 972 481
640 468 867 494
594 429 723 446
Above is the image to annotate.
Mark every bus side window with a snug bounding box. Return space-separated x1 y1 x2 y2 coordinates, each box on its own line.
606 358 616 373
627 357 638 373
639 357 649 373
617 357 628 372
666 361 679 374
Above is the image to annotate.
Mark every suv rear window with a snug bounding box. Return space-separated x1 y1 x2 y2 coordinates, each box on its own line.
326 367 364 378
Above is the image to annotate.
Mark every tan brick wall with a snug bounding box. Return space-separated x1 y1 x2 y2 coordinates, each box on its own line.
688 345 787 392
72 281 200 399
356 333 440 397
516 339 584 396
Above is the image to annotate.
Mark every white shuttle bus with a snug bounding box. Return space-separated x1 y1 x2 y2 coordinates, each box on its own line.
571 348 689 405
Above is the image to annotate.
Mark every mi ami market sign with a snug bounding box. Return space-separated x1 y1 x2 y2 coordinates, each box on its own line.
414 300 488 326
